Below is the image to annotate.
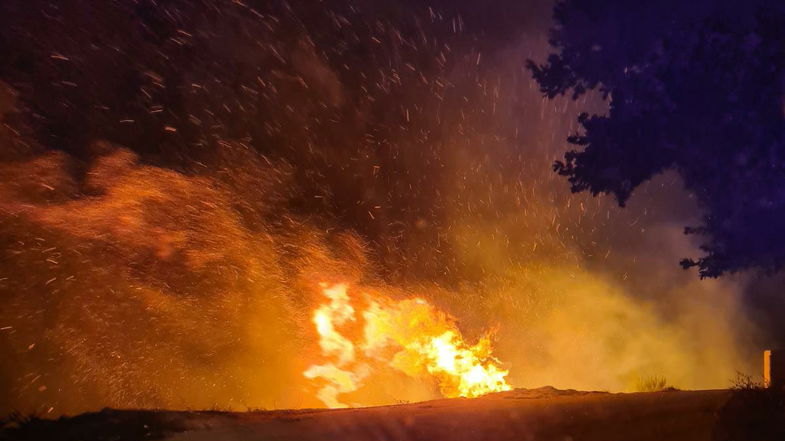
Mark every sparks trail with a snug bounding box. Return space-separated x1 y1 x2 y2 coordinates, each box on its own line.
305 283 510 408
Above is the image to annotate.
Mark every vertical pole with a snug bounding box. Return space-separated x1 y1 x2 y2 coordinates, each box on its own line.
764 349 785 389
764 350 772 388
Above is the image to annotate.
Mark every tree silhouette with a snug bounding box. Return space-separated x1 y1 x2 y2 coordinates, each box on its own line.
530 0 785 277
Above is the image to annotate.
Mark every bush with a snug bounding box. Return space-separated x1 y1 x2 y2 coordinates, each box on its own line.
635 375 670 392
712 373 785 441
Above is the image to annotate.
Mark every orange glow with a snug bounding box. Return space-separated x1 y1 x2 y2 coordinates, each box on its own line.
305 283 511 407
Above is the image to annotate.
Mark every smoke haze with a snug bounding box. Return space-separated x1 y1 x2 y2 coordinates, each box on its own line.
0 0 766 416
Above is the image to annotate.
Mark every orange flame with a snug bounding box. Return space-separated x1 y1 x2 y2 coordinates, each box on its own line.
305 283 511 407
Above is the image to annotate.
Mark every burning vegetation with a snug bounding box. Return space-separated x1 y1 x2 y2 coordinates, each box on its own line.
305 283 510 407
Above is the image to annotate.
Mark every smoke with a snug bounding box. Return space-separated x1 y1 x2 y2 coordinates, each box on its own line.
0 0 763 416
0 141 367 413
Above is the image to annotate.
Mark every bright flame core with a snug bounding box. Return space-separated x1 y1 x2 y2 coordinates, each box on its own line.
305 283 511 407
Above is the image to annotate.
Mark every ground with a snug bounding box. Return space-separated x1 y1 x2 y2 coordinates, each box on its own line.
2 387 784 441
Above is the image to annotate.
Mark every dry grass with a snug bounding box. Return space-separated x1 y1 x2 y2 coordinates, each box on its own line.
635 375 670 392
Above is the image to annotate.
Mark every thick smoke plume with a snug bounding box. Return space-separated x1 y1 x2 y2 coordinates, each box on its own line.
0 0 761 415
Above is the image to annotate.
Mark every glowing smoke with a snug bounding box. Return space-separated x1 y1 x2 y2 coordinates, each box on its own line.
0 0 761 416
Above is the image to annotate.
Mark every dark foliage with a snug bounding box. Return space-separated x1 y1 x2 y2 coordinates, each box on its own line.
712 377 785 441
530 0 785 277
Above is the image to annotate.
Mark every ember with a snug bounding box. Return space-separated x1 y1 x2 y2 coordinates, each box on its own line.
0 0 767 421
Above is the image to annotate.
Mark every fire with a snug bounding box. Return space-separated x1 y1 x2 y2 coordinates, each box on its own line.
305 283 511 407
